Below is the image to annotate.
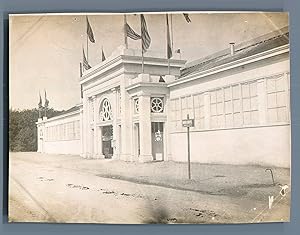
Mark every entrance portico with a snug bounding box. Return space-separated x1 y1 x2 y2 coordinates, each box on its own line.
126 74 171 162
79 46 186 162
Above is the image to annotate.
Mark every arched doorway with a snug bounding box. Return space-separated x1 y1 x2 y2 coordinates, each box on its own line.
99 98 114 159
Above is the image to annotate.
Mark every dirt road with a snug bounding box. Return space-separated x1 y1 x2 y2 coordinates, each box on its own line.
8 153 290 224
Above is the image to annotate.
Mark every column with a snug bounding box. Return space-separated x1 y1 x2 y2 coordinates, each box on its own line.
139 95 152 162
79 106 84 157
165 94 172 161
97 126 104 158
37 118 42 153
203 91 211 129
92 95 98 158
87 98 93 158
120 76 132 161
82 94 88 158
41 117 47 153
257 78 267 125
111 88 119 159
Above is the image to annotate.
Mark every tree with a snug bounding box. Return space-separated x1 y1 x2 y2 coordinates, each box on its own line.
9 108 64 152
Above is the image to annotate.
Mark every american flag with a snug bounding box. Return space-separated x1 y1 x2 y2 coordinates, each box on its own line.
86 16 95 43
140 14 151 53
82 48 91 70
125 23 141 40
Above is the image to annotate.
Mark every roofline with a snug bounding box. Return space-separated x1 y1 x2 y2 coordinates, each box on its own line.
37 109 81 124
126 81 168 91
80 54 186 86
168 44 289 88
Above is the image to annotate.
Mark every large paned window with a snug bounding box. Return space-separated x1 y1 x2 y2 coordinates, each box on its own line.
193 93 205 129
169 74 290 132
266 74 289 123
45 120 81 141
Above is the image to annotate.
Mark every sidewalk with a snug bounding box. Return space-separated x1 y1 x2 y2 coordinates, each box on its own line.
11 152 291 203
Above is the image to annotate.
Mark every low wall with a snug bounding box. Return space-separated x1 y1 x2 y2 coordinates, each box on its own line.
43 140 81 155
170 124 290 168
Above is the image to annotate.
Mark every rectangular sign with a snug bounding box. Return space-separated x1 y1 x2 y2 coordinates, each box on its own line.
182 119 194 127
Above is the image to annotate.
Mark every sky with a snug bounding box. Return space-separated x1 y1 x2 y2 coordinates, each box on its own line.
9 12 288 111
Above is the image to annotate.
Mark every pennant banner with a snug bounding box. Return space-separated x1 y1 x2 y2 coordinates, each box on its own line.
86 17 96 43
83 48 92 70
101 47 106 62
38 92 43 109
183 13 192 23
44 90 49 108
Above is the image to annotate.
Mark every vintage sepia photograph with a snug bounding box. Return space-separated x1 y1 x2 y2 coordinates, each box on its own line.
8 12 290 224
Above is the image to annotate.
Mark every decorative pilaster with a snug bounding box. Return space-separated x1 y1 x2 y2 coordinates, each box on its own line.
92 95 98 158
82 94 88 158
165 94 171 161
111 88 119 159
139 94 153 162
120 75 132 161
79 106 84 157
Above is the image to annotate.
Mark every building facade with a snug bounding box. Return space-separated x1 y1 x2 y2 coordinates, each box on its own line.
37 27 290 167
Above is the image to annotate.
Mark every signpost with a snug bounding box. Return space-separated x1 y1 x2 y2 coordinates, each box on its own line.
182 114 194 179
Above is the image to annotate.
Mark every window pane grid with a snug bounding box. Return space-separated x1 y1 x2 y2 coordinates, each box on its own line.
45 120 81 141
266 75 288 123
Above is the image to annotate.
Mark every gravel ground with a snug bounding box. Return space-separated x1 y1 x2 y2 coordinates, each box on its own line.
8 152 291 224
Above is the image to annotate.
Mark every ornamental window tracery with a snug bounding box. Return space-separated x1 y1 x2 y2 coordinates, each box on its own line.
151 97 164 113
100 98 112 121
134 98 139 114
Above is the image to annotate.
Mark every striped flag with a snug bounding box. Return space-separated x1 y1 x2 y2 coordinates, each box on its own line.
125 23 141 40
86 16 95 43
166 14 172 59
183 13 191 23
140 14 151 53
83 48 91 70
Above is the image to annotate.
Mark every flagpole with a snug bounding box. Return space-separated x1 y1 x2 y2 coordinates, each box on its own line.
166 14 170 75
141 15 144 74
44 89 46 118
124 14 128 49
38 91 41 118
170 14 174 51
86 16 89 62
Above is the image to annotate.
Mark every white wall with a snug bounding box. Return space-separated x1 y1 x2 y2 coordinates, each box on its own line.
40 111 81 155
171 124 290 168
168 52 290 168
44 140 81 155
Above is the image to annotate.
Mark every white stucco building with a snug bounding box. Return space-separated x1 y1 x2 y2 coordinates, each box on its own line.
37 27 290 167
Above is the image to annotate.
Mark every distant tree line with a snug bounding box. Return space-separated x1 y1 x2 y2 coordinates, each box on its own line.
9 108 63 152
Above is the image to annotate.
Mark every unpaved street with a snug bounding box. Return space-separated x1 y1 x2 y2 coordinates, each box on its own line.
9 153 290 224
